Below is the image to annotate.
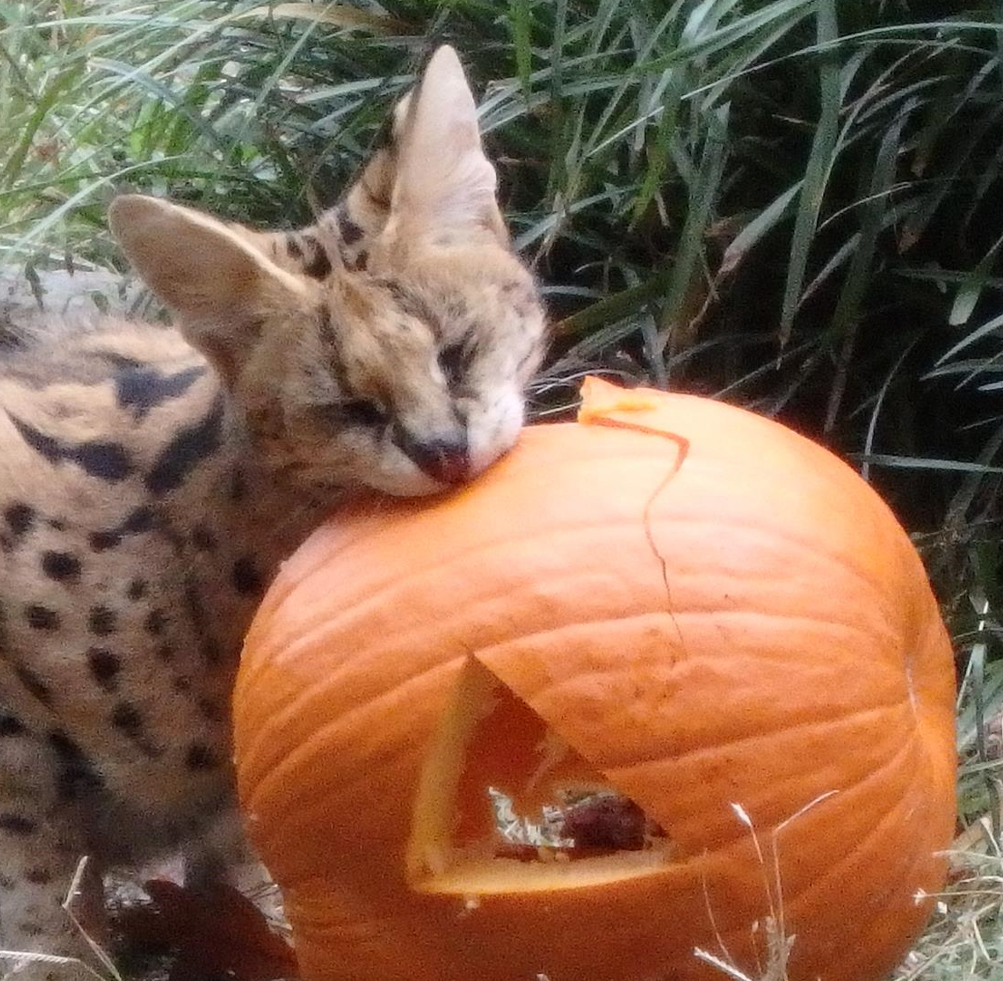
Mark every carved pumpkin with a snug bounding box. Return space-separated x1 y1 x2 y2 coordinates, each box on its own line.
233 377 956 981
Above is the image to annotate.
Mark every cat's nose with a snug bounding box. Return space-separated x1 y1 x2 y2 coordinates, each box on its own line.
393 425 470 485
411 437 470 485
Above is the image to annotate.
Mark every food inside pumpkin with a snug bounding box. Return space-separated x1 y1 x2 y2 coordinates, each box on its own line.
407 658 673 894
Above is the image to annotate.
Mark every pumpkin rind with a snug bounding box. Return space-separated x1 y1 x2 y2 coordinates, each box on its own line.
234 378 956 981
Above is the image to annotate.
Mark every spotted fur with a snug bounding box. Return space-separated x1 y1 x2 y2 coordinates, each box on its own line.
0 47 545 978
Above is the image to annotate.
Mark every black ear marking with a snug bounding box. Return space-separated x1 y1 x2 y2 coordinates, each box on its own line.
337 209 364 246
301 236 332 280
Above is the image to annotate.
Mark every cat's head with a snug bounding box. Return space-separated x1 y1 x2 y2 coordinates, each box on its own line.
110 46 546 498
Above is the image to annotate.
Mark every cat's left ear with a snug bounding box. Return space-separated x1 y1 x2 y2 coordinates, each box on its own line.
389 46 507 244
110 194 315 382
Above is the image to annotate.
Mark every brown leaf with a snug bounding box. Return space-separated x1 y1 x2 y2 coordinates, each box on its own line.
117 879 297 981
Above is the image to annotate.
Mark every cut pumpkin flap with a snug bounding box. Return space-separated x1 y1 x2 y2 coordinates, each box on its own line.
578 375 665 419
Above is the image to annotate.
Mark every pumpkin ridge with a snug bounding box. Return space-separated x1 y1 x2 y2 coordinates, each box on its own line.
769 740 941 913
241 511 673 642
663 735 930 929
237 656 464 819
237 596 900 774
639 512 914 601
246 503 910 678
604 697 910 775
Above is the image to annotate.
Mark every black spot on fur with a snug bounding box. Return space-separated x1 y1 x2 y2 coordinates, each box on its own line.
230 471 247 503
144 609 167 636
88 606 117 636
302 237 333 280
87 648 120 692
145 395 225 495
49 730 104 800
182 583 221 663
200 638 222 664
8 415 59 460
0 814 35 835
122 507 155 534
89 507 156 555
286 235 303 258
41 551 81 583
197 697 223 722
191 525 217 551
25 605 59 630
110 702 161 757
351 250 369 271
13 664 51 706
337 209 364 245
4 503 34 537
89 531 121 552
184 583 207 628
10 415 132 481
74 442 132 481
111 702 141 731
127 579 148 601
156 644 175 662
318 308 338 347
24 867 51 885
114 364 205 419
232 557 264 597
185 743 218 770
0 714 25 736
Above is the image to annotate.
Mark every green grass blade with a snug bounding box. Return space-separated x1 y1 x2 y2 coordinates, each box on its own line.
778 0 840 348
0 67 79 189
508 0 532 99
656 102 729 369
937 310 1003 367
823 98 912 431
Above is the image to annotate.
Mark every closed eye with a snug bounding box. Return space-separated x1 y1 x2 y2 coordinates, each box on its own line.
341 399 389 426
438 342 470 388
316 399 389 428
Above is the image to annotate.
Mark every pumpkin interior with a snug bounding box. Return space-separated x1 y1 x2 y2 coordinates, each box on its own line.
407 657 674 895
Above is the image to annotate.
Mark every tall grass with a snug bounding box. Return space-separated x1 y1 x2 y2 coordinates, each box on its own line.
4 1 1003 976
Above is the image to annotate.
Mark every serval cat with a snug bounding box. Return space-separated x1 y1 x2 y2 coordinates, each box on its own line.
0 45 545 978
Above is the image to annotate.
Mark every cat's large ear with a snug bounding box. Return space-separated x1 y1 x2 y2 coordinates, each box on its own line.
110 194 315 380
389 46 506 244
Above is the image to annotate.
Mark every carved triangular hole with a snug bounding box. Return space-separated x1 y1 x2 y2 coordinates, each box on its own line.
407 658 672 895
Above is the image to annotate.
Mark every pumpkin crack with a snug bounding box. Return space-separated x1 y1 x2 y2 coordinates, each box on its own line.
580 408 692 658
641 434 691 660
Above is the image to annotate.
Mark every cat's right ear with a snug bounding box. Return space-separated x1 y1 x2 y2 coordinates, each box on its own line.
110 194 315 380
387 46 506 245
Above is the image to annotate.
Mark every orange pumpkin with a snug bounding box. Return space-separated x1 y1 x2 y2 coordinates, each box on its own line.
233 377 956 981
